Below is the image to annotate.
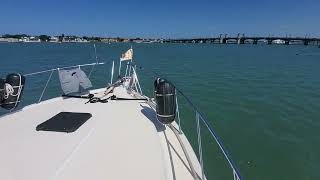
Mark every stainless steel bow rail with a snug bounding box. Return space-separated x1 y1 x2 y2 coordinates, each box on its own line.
132 64 243 180
7 61 242 180
23 62 109 103
177 90 242 180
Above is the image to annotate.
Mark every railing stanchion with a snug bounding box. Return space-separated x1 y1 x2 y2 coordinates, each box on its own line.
176 91 182 134
196 112 205 180
132 67 143 95
110 60 114 84
233 170 240 180
125 62 129 77
38 70 54 103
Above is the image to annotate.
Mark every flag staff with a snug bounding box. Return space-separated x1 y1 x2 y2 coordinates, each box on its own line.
128 45 133 76
119 47 133 77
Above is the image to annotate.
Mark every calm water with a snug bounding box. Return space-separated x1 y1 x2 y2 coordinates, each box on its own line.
0 42 320 180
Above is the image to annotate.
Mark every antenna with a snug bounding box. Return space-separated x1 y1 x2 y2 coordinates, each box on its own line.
94 43 98 63
88 44 98 78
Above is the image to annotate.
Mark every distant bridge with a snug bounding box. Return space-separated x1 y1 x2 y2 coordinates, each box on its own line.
163 34 320 46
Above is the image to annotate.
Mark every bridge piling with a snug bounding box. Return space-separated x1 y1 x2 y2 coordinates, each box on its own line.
237 33 241 44
285 40 290 45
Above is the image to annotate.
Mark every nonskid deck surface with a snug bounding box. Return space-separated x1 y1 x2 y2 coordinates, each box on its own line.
0 85 203 180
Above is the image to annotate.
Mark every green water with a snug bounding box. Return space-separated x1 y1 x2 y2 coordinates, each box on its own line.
0 43 319 180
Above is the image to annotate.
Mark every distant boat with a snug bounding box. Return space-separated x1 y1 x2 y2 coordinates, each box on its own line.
272 39 285 44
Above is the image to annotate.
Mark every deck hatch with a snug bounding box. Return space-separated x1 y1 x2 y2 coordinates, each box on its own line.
36 112 92 133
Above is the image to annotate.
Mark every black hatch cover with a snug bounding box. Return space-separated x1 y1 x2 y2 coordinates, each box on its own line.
36 112 92 133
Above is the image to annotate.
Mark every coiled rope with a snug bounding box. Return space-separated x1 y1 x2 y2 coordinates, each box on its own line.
3 83 20 99
1 74 23 111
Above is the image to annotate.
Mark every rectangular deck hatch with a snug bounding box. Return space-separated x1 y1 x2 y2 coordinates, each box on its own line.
36 112 92 133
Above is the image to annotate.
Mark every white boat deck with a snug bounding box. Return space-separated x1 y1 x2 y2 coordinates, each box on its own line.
0 85 203 180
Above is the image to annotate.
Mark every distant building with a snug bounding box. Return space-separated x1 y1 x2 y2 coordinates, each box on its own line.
19 36 29 42
50 36 59 42
0 38 19 42
101 38 119 43
22 36 40 42
75 38 88 43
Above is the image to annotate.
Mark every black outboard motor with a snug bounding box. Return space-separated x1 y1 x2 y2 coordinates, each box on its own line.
1 73 26 110
0 78 5 102
154 78 176 124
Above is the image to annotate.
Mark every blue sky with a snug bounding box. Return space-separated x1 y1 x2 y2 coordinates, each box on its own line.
1 0 319 38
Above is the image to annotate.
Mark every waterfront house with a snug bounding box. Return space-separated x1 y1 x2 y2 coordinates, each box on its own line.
50 36 59 42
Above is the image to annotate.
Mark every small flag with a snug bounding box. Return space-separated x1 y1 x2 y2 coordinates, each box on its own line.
120 48 133 61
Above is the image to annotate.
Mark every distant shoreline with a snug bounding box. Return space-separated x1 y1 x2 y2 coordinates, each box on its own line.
0 34 162 43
